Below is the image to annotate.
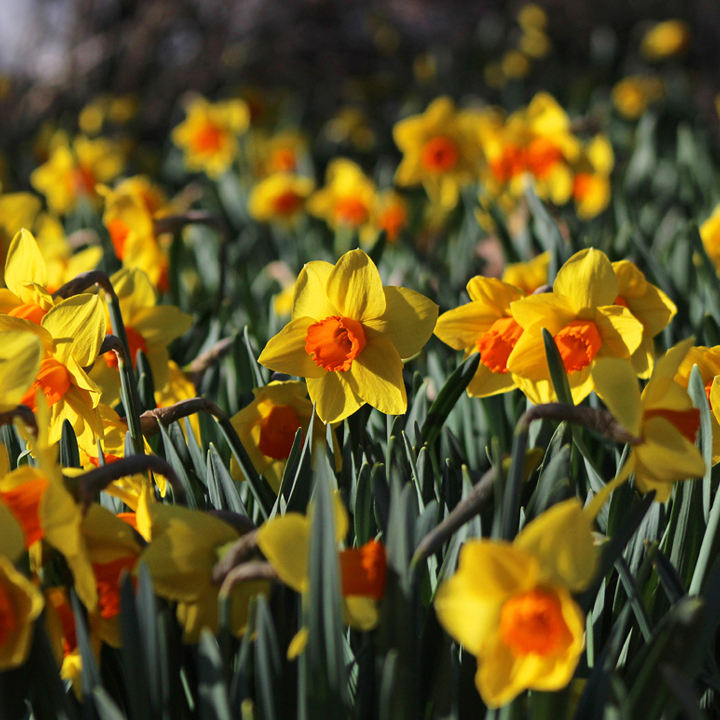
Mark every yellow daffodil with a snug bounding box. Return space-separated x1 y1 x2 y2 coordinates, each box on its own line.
501 251 550 295
517 3 547 30
506 248 644 404
30 133 125 215
570 135 614 220
171 96 250 179
371 190 408 245
0 193 41 274
248 173 315 224
393 96 484 211
101 176 171 291
640 20 690 61
154 360 201 445
0 330 43 412
591 339 706 505
612 260 676 378
229 381 327 493
34 215 103 293
307 159 377 234
258 249 438 423
612 76 664 120
91 267 192 406
435 498 597 707
258 498 387 634
0 292 106 446
675 345 720 464
137 501 266 643
434 277 526 397
700 205 720 274
249 130 308 177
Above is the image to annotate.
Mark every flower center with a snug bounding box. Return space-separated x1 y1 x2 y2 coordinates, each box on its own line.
104 326 148 370
93 556 138 620
271 148 297 173
553 320 602 373
339 540 387 600
306 316 366 372
706 379 714 410
192 120 225 154
476 316 524 374
258 405 303 460
20 357 72 412
572 173 594 201
0 581 17 648
273 190 304 217
108 218 130 258
614 295 629 308
643 408 701 443
490 144 526 183
334 197 370 227
73 165 97 195
420 136 460 173
0 476 49 547
500 587 572 657
8 302 47 325
526 137 564 178
378 204 407 242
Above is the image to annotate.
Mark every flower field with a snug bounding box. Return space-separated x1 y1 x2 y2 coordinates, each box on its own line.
1 4 720 719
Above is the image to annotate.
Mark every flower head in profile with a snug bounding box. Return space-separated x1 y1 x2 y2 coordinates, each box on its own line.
506 248 644 405
258 249 438 423
172 96 250 179
592 339 705 504
371 190 408 245
248 173 315 224
393 96 484 211
570 135 614 220
640 20 690 61
435 499 597 707
229 381 328 493
434 277 526 398
612 76 664 120
307 159 377 233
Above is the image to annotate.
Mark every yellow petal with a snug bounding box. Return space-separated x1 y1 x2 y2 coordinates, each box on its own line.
259 317 326 378
344 596 379 631
348 340 407 416
257 513 309 593
306 371 364 424
510 294 575 332
5 229 48 298
292 261 337 320
594 306 644 358
553 248 618 311
0 330 43 412
0 503 24 561
42 294 107 367
325 249 386 322
363 286 438 358
287 627 309 659
642 338 695 409
467 361 519 398
592 358 643 435
132 306 193 346
515 499 597 592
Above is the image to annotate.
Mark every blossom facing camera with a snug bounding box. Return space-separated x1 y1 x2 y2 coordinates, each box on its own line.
258 249 438 424
435 498 597 707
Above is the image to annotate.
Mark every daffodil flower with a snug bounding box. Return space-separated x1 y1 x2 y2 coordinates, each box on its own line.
0 330 43 412
435 498 597 708
248 172 315 224
506 248 644 404
393 96 484 211
590 338 706 507
501 251 550 296
640 20 690 61
258 249 438 423
434 277 526 397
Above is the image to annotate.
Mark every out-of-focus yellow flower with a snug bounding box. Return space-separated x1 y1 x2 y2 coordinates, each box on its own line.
591 339 705 505
640 20 690 61
137 501 266 643
506 248 644 404
0 193 42 273
501 251 550 295
323 107 376 151
675 345 720 464
172 96 250 179
91 267 192 406
502 51 531 80
307 159 377 234
0 330 43 412
570 134 614 220
30 133 125 215
370 190 408 245
394 97 485 211
249 130 307 177
229 381 326 493
258 498 387 634
155 360 201 445
34 215 102 293
80 94 138 134
248 173 314 224
0 293 106 446
435 499 596 707
612 260 676 378
612 76 664 120
258 249 438 423
517 4 547 30
101 176 171 291
700 205 720 274
520 28 551 58
434 277 526 398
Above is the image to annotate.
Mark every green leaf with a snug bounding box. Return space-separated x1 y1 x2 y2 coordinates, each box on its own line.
198 630 233 720
207 443 248 515
354 462 375 546
136 350 157 413
158 421 198 509
254 595 282 720
60 419 81 469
